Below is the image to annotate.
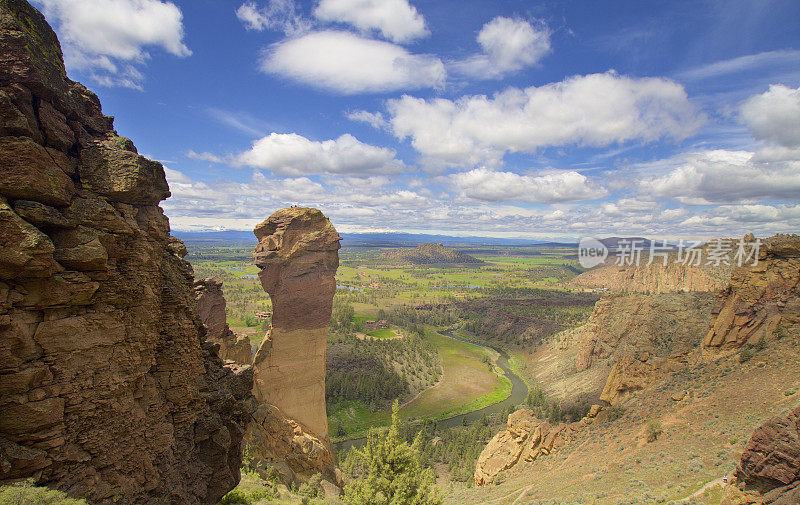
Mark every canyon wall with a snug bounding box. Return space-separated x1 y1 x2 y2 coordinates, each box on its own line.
571 258 729 294
0 1 253 503
195 277 252 365
246 207 341 485
704 235 800 351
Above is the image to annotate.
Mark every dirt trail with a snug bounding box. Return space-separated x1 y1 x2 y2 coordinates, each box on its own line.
669 477 727 504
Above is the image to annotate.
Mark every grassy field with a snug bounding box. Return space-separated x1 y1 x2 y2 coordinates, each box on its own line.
366 328 398 339
400 331 511 421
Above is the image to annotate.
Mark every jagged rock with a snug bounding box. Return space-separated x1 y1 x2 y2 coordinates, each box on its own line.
722 407 800 505
248 207 341 484
0 1 254 503
195 277 251 365
474 410 562 486
704 235 800 351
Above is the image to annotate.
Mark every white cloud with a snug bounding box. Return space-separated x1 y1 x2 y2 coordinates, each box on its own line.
451 168 607 203
346 110 389 129
260 30 445 94
313 0 428 43
187 151 225 164
677 49 800 82
233 132 407 176
236 0 311 35
35 0 190 88
386 71 702 168
642 150 800 204
451 17 551 79
740 84 800 148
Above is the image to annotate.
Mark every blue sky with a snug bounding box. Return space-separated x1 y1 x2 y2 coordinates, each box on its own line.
33 0 800 239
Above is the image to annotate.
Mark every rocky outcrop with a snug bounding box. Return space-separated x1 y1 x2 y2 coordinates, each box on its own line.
246 207 341 485
195 277 252 365
474 410 563 486
574 292 714 371
721 407 800 505
0 1 253 503
572 259 729 294
598 351 688 405
704 235 800 351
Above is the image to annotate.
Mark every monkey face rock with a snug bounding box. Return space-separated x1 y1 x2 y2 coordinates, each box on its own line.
248 207 341 485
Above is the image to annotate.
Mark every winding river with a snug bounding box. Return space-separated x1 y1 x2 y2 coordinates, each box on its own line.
334 330 528 453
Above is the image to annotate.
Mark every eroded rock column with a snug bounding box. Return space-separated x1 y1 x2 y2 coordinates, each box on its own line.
246 207 341 485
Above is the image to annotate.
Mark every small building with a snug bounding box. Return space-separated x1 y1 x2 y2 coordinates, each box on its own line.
377 320 389 329
255 311 272 322
362 320 378 331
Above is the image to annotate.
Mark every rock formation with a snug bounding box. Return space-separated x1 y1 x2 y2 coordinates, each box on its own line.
704 235 800 351
246 207 341 485
474 410 563 486
722 407 800 505
0 1 253 503
571 258 729 294
195 277 252 365
573 292 715 371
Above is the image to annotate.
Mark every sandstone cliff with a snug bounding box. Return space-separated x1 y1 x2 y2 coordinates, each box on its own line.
246 207 341 485
195 277 252 365
0 1 253 503
704 235 800 351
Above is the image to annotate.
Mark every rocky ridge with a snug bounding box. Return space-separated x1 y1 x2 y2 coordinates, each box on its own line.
195 277 252 365
246 207 341 486
0 1 253 503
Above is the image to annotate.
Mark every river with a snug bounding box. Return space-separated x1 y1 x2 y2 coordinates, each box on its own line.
334 330 528 453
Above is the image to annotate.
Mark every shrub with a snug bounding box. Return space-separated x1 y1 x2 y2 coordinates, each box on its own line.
218 487 274 505
342 401 442 505
607 405 625 421
754 335 768 352
739 348 754 363
0 482 89 505
646 420 663 442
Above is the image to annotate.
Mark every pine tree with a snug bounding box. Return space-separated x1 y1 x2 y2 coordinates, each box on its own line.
343 401 442 505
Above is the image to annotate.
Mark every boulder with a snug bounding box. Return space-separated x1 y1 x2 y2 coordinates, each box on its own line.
194 277 251 365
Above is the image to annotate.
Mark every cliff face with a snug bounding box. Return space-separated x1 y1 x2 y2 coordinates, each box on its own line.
704 235 800 351
247 207 341 485
572 260 728 294
195 277 252 365
0 1 253 503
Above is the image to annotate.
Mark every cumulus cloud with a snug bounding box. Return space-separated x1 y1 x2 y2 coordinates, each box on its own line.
187 151 225 164
451 168 607 203
642 150 800 204
313 0 428 43
236 0 311 35
260 31 445 94
740 84 800 148
451 17 551 79
386 71 702 168
35 0 190 88
233 132 407 176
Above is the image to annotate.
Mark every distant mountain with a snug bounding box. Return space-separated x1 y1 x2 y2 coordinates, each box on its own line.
172 230 576 247
380 243 484 265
